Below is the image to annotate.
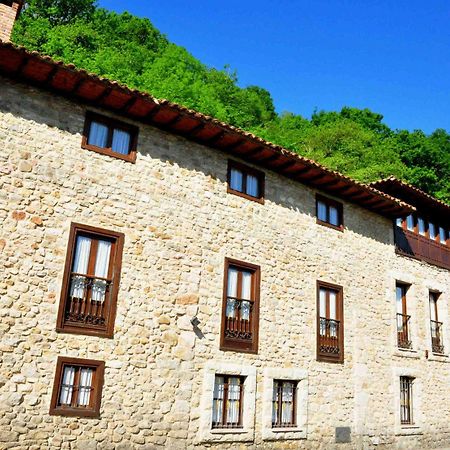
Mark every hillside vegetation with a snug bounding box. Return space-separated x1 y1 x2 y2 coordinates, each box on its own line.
12 0 450 202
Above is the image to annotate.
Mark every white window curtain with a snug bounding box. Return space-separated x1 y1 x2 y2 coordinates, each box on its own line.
227 377 241 424
78 368 93 406
396 286 404 332
318 201 327 222
91 240 112 302
70 236 92 299
240 271 252 321
88 121 108 148
329 291 337 336
272 384 278 425
429 296 437 322
59 366 75 405
281 382 294 424
212 376 224 424
230 169 243 192
329 206 339 226
319 288 326 336
226 267 238 318
246 174 259 197
111 129 131 155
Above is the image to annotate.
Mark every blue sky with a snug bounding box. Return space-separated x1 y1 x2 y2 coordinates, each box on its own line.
98 0 450 133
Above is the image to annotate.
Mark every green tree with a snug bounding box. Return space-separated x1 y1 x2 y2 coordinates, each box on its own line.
11 1 449 203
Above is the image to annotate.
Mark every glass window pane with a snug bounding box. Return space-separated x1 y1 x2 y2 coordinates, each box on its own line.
319 288 326 317
230 169 243 192
396 217 403 227
70 236 92 299
227 377 241 425
396 286 404 315
429 223 436 239
439 227 447 244
317 201 327 222
212 376 224 425
418 217 426 236
429 293 437 322
59 366 75 406
88 121 108 148
329 291 337 320
77 368 93 406
111 128 131 155
246 174 259 197
406 215 414 231
329 206 339 226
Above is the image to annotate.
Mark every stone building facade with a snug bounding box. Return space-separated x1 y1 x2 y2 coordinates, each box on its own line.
0 11 449 450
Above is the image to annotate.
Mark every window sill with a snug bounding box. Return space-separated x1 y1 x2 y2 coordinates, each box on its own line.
56 325 113 339
227 187 264 204
428 352 450 363
316 219 344 232
200 428 254 443
393 348 420 359
395 426 422 436
49 407 100 418
211 428 247 434
81 143 136 163
263 427 307 441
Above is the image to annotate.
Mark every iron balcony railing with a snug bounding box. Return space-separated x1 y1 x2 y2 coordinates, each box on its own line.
397 313 412 349
65 272 112 328
430 320 444 354
319 317 341 356
224 297 253 341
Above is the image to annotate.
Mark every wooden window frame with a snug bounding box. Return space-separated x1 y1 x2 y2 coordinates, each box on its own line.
56 223 124 338
82 111 138 163
272 380 298 428
212 374 245 429
220 258 260 354
316 194 344 231
316 281 344 363
227 160 265 204
396 282 412 350
399 376 414 425
429 291 444 354
49 356 105 418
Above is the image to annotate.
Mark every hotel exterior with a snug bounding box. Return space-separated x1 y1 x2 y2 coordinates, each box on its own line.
0 2 449 448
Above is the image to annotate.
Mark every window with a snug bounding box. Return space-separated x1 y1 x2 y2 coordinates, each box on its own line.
439 227 447 245
49 357 104 417
82 111 138 162
317 281 344 363
56 223 124 338
429 222 437 240
227 160 264 203
429 291 444 354
400 376 414 425
417 217 426 236
316 195 343 230
396 283 411 349
396 216 448 246
406 214 415 231
212 375 244 429
272 380 297 428
220 258 260 353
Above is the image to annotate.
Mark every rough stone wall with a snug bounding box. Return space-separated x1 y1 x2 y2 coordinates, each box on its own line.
0 77 449 450
0 1 20 42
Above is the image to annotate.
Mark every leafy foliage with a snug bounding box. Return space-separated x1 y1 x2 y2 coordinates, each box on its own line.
12 0 449 203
